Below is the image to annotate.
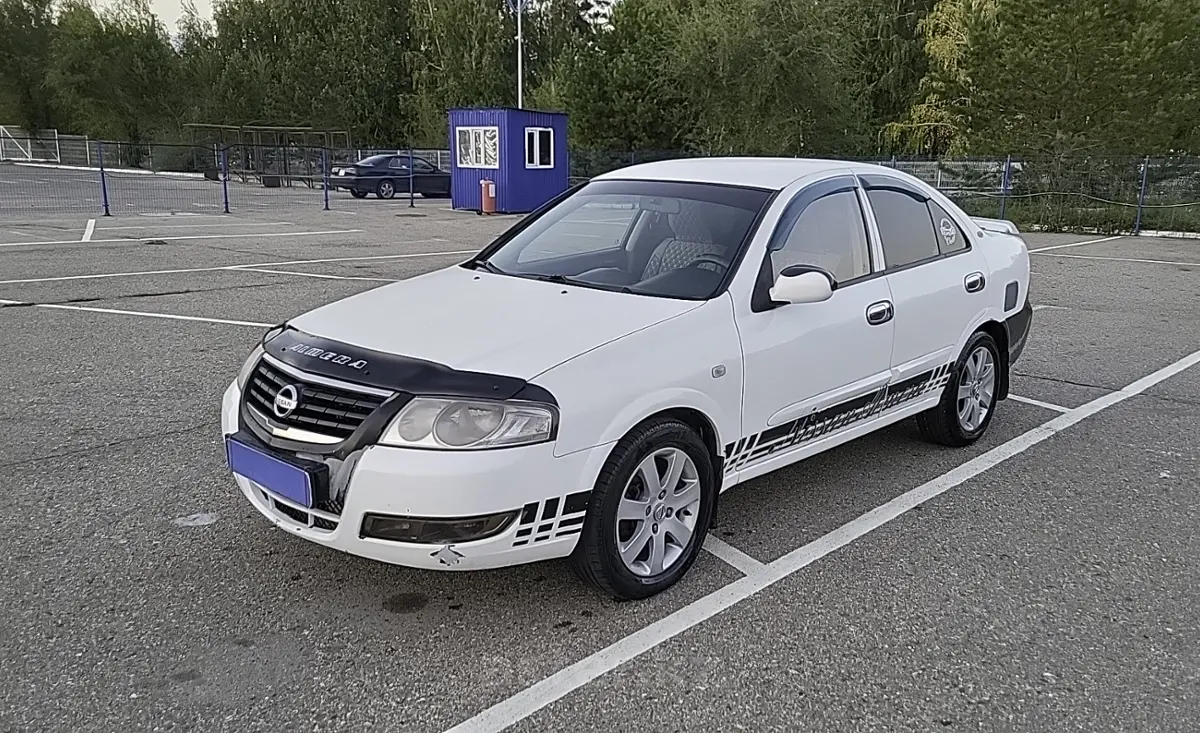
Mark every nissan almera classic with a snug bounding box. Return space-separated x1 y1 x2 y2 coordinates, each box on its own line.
222 157 1033 600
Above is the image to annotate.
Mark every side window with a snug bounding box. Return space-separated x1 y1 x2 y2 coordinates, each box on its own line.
866 188 941 269
768 190 872 284
927 200 968 254
411 157 435 174
387 157 407 170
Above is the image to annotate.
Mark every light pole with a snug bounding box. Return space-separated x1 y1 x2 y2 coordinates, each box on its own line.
508 0 527 107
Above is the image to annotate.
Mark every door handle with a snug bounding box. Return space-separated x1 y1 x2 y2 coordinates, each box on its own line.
866 300 893 326
965 272 986 293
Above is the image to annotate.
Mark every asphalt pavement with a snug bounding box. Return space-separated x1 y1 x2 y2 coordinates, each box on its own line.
0 207 1196 733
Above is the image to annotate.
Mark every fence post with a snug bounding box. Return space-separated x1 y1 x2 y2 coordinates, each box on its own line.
1133 155 1150 235
322 148 330 211
96 141 111 217
999 154 1013 221
221 148 230 214
408 147 415 208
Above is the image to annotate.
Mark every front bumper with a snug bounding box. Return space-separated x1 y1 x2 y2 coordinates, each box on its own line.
220 381 604 571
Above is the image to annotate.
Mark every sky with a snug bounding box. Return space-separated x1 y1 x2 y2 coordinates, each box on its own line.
96 0 213 33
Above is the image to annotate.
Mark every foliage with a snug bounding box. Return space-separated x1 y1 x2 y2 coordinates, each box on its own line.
0 0 1194 158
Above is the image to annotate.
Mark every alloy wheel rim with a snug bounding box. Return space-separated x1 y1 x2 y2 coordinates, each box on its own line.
615 447 701 577
956 346 996 432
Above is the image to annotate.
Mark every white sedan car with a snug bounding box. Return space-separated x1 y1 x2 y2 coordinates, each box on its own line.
221 157 1032 600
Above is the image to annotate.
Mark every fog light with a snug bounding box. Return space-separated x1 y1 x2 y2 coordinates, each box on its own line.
360 510 518 544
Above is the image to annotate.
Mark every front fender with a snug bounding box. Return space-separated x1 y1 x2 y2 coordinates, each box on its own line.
535 296 744 461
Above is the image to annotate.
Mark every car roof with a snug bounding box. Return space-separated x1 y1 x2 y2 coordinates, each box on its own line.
590 156 912 191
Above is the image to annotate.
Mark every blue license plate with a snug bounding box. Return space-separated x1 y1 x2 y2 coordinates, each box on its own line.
226 436 314 507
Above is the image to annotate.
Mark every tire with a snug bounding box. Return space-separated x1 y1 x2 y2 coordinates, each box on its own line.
350 189 367 199
917 330 1002 447
570 418 717 601
375 179 395 199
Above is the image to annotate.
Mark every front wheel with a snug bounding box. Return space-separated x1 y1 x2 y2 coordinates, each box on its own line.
570 419 716 601
917 330 1001 447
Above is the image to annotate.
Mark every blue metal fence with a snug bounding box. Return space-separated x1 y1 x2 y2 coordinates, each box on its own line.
1 139 1198 234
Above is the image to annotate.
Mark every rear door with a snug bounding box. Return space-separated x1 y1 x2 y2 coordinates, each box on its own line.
860 174 990 385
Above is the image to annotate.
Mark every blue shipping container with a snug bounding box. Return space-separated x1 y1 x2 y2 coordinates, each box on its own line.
448 107 569 214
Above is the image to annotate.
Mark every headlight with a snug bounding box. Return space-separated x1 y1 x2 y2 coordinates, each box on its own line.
379 398 556 450
236 343 265 390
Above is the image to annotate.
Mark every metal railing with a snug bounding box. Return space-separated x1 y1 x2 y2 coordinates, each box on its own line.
2 135 1198 234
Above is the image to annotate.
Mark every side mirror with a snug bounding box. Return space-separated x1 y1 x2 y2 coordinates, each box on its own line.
768 265 836 305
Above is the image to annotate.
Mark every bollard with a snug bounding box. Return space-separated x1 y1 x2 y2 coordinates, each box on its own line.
1133 156 1150 235
322 148 330 211
408 148 415 208
221 148 230 214
97 141 111 217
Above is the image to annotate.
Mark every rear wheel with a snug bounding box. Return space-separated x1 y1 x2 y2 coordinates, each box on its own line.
570 418 716 601
917 330 1001 447
376 179 395 199
350 189 367 199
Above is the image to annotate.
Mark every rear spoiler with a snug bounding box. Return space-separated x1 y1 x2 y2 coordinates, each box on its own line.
970 216 1020 235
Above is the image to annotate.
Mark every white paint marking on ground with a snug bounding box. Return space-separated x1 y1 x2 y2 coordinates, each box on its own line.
1008 395 1070 413
0 229 362 248
0 247 469 286
440 347 1200 733
0 299 273 328
1032 304 1066 311
702 535 765 575
173 512 219 527
1027 235 1124 253
98 221 293 231
81 219 95 242
1032 252 1200 268
232 267 398 283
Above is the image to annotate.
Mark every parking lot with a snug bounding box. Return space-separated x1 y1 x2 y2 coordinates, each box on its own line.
1 202 1197 733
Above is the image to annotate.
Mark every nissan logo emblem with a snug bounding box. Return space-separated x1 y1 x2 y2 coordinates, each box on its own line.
273 384 300 418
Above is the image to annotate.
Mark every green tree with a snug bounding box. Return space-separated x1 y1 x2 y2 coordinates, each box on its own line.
0 0 58 129
47 0 181 143
955 0 1196 157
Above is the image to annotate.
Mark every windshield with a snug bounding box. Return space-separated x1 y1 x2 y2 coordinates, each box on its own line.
471 179 773 300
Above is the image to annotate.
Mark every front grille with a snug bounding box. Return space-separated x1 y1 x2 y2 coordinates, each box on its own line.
245 358 388 440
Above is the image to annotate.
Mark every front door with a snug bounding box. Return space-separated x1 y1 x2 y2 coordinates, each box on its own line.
732 177 895 474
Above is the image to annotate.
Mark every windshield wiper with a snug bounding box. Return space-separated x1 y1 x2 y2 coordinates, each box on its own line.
526 273 634 294
469 259 508 275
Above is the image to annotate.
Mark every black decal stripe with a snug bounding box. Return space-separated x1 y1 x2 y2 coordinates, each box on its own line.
725 364 952 474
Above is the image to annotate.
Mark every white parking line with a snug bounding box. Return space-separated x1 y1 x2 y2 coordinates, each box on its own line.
97 221 293 231
1027 235 1124 253
1008 395 1070 413
702 535 764 574
0 299 273 328
1031 252 1200 268
0 245 467 285
231 267 397 283
440 347 1200 733
0 229 362 248
82 219 95 242
1032 304 1065 311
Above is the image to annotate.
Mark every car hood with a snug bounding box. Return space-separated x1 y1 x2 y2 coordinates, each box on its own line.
286 265 702 379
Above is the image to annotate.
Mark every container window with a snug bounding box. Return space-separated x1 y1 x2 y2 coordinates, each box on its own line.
455 126 499 169
525 127 554 169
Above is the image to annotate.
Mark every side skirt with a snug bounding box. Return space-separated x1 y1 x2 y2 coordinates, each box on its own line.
720 364 954 489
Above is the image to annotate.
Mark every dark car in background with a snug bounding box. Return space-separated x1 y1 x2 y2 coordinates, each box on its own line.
331 154 452 199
